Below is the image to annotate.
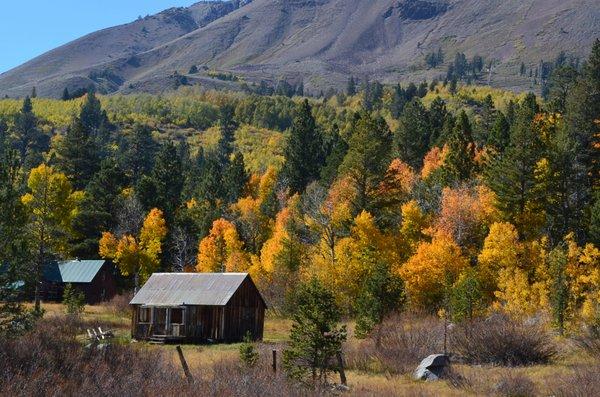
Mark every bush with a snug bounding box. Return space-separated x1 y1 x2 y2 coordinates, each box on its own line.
450 313 557 366
0 316 314 396
574 324 600 358
239 331 259 367
346 313 444 374
494 372 536 397
63 283 85 315
107 293 133 316
548 364 600 397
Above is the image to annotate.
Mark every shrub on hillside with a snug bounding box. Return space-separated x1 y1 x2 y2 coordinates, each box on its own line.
450 313 556 366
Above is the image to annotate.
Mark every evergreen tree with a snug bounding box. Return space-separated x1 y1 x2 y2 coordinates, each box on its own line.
590 193 600 246
239 331 259 367
395 99 431 169
346 76 356 96
55 118 100 189
0 139 34 335
62 87 70 101
281 100 325 193
547 66 578 113
450 268 485 322
355 261 405 338
216 104 238 164
485 105 542 236
121 124 158 183
70 159 127 258
223 152 248 204
548 246 569 335
320 125 348 186
564 39 600 211
487 112 510 152
443 111 474 182
31 87 37 98
283 278 347 386
12 97 47 169
429 96 448 146
339 113 392 212
137 142 184 221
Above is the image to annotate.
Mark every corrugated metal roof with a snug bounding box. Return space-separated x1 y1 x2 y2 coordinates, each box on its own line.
130 273 250 306
42 260 105 283
58 260 105 283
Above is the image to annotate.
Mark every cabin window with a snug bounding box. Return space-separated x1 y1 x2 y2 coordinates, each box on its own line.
139 307 151 323
171 308 183 324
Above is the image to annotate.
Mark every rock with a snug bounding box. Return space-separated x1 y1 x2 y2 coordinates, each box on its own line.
414 354 450 381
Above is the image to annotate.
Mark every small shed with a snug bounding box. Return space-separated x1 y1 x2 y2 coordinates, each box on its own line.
41 259 117 304
130 273 266 343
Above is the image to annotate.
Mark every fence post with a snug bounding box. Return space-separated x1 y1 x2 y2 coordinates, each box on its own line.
272 349 277 373
176 345 194 383
336 352 347 386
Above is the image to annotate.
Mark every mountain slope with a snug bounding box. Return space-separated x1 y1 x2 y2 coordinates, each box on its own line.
1 0 599 97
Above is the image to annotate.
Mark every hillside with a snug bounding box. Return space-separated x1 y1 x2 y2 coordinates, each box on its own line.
1 0 599 97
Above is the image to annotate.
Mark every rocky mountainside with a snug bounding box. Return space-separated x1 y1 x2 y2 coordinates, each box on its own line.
1 0 599 97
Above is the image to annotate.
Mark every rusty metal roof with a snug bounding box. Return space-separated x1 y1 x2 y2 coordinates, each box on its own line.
130 273 252 306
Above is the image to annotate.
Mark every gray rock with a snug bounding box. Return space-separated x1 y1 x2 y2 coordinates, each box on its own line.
414 354 450 381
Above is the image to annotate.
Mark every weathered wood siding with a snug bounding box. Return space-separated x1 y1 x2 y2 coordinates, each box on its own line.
224 277 265 342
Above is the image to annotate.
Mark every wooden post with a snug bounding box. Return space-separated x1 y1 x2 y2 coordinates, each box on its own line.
336 352 347 386
176 345 194 383
272 349 277 373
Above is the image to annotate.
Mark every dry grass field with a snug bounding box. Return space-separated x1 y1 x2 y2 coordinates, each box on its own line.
19 300 598 397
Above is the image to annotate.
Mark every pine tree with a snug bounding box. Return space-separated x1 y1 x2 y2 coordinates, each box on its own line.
320 125 348 186
137 142 183 221
70 159 127 258
55 118 100 189
395 99 431 169
485 105 542 236
564 39 600 216
487 112 510 152
121 124 158 182
31 87 37 98
0 139 34 335
355 261 404 338
429 96 448 146
443 111 474 182
216 104 238 164
223 152 248 203
281 99 325 193
548 246 569 335
239 331 259 367
61 87 70 101
12 96 47 169
347 76 356 96
283 278 347 386
339 113 392 212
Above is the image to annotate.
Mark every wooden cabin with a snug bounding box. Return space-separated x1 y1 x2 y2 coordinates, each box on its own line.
40 259 117 304
130 273 266 344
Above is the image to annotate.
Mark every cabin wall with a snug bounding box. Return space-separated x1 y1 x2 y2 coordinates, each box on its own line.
224 278 266 342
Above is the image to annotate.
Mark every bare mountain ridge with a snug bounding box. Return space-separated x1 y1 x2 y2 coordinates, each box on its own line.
1 0 599 97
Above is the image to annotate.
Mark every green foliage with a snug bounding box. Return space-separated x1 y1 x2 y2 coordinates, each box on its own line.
355 261 405 338
443 110 474 182
339 112 392 212
395 99 431 169
239 331 259 367
450 268 486 323
63 283 85 315
281 100 325 193
283 278 347 386
548 246 569 335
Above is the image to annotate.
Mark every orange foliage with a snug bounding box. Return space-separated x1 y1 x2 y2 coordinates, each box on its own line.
196 218 248 273
421 145 448 179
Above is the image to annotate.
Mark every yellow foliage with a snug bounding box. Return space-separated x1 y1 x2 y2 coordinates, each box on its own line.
99 208 167 284
196 218 248 273
400 232 469 309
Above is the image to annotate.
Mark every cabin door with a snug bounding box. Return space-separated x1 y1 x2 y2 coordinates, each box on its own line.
154 307 167 335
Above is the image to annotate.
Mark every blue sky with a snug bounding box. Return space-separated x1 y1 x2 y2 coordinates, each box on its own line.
0 1 198 73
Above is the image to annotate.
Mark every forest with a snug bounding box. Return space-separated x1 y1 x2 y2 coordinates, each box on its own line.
0 40 599 395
